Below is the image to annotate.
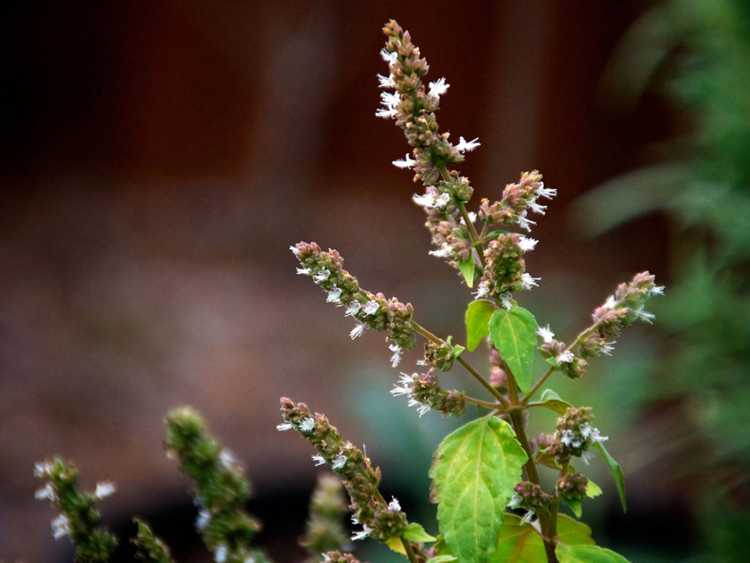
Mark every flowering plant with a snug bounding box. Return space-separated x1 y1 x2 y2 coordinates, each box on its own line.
33 19 662 563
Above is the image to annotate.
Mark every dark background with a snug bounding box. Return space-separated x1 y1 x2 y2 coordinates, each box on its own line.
1 2 691 561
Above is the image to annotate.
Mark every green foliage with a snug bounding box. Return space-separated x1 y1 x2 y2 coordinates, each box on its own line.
592 442 627 513
490 513 594 562
529 389 571 415
459 258 477 288
556 544 630 563
132 518 174 563
402 522 437 543
464 300 496 351
488 306 539 392
430 416 527 562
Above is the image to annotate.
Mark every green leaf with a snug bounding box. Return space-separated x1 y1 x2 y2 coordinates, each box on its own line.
403 522 437 543
586 479 603 499
556 544 630 563
428 557 458 563
529 389 572 415
489 513 593 562
593 441 627 512
452 344 466 358
459 258 476 288
465 300 496 352
489 306 539 392
566 499 582 518
430 416 528 562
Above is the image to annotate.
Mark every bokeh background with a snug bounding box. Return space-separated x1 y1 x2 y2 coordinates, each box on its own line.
2 1 748 561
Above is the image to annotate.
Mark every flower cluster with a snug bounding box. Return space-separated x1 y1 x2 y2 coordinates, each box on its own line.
279 398 408 542
478 170 555 233
33 458 118 562
390 370 466 417
556 472 588 505
488 348 509 393
322 552 361 563
132 518 175 563
291 241 416 367
165 407 268 563
544 407 608 466
536 324 589 380
301 474 349 561
422 335 463 371
508 481 552 524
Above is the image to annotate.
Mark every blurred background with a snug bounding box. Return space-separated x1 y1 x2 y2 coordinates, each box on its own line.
2 1 748 561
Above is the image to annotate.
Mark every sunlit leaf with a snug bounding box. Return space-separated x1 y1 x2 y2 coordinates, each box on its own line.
465 300 496 352
459 257 477 288
403 522 437 543
556 544 630 563
489 306 539 392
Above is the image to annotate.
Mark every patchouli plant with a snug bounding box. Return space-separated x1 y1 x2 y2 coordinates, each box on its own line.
283 20 662 563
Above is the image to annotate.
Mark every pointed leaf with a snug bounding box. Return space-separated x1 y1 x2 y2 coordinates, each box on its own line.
528 389 572 415
585 479 603 499
430 416 528 562
465 300 496 352
385 536 407 555
489 306 539 391
556 544 630 563
459 258 476 288
428 557 458 563
489 513 593 562
593 441 627 512
403 522 437 543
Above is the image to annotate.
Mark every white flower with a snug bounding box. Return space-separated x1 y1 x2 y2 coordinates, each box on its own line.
312 455 326 467
276 422 293 432
326 286 342 304
34 461 52 478
296 267 311 276
557 350 575 364
313 269 330 283
560 429 575 447
332 453 347 471
377 73 395 88
215 544 228 563
51 514 70 540
345 301 362 317
517 211 536 232
377 91 401 120
408 397 431 417
634 306 655 323
537 325 555 344
376 106 398 119
500 294 513 310
196 510 211 530
244 557 256 563
388 343 402 368
434 193 451 208
428 244 453 259
380 48 398 64
517 236 538 252
521 510 536 525
350 323 366 340
460 211 478 225
289 245 301 257
650 285 665 296
351 524 373 541
412 192 435 208
94 481 116 499
601 341 616 356
391 372 415 397
428 77 450 98
392 153 416 169
456 136 481 153
300 417 315 434
536 182 557 199
474 280 490 299
35 483 55 501
521 272 541 290
388 496 402 512
528 200 547 215
508 491 523 510
603 295 617 309
363 300 380 315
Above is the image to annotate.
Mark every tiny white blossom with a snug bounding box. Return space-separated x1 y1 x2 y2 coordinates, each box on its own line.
474 280 490 299
536 182 557 199
388 496 402 512
428 77 450 98
276 422 293 432
412 192 435 208
363 300 380 315
313 269 330 283
300 417 315 433
350 323 366 340
391 372 415 397
375 106 398 119
428 244 453 259
388 343 402 368
34 461 52 478
635 306 655 323
35 483 55 501
332 453 347 471
196 510 211 530
312 455 326 467
517 235 538 252
392 153 416 169
345 301 362 317
289 245 301 257
528 200 547 215
521 272 541 290
537 325 555 344
244 557 256 563
377 73 395 88
604 295 617 309
296 267 311 276
326 286 342 304
517 211 536 232
434 193 451 208
560 429 575 447
500 294 513 310
51 514 70 540
508 491 523 510
460 211 478 225
351 524 373 541
557 350 575 364
456 136 481 153
380 48 398 64
95 481 116 499
650 285 666 296
521 510 536 525
601 341 616 356
215 544 228 563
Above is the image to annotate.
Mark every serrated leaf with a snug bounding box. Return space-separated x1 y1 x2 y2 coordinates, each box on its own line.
385 536 407 555
459 258 476 288
465 300 496 352
489 513 593 562
529 389 572 415
430 416 528 562
593 441 627 512
489 306 539 392
403 522 437 543
586 479 603 499
556 544 630 563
